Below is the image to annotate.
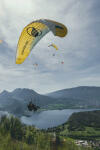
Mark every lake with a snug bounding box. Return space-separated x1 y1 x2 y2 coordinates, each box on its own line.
21 108 98 129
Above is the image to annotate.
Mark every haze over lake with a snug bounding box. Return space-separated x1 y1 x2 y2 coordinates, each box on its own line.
21 109 98 129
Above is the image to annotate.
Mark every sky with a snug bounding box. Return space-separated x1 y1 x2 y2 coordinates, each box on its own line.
0 0 100 94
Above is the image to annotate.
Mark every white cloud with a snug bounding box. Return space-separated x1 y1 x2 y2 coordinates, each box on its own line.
0 0 100 93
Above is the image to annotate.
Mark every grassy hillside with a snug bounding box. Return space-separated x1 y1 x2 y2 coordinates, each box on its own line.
0 115 93 150
67 110 100 131
49 110 100 139
46 110 100 149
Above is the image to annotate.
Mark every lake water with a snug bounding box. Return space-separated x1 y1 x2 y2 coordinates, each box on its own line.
21 108 98 129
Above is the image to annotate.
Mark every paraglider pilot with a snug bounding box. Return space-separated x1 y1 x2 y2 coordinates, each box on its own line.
27 101 40 112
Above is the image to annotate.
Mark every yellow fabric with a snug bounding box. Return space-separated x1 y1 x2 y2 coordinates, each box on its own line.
16 22 47 64
49 44 58 50
51 44 58 50
45 19 68 37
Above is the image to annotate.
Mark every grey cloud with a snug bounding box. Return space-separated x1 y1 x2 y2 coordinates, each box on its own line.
0 0 100 93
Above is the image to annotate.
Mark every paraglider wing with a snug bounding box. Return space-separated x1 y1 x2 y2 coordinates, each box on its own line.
0 40 3 44
33 63 38 66
16 22 49 64
44 19 67 37
48 43 58 50
61 61 64 64
16 19 68 64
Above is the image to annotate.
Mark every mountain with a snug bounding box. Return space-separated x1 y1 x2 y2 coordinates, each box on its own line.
47 86 100 99
47 86 100 108
0 88 55 116
11 88 55 106
0 86 100 117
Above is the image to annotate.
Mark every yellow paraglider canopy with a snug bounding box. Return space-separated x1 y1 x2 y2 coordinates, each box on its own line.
16 19 68 64
48 43 58 50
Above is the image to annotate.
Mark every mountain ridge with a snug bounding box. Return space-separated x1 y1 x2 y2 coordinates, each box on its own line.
0 86 100 116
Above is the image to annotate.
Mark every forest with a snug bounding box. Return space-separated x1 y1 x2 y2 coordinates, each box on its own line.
0 115 93 150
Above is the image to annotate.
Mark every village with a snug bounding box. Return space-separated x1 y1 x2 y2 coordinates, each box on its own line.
75 140 100 149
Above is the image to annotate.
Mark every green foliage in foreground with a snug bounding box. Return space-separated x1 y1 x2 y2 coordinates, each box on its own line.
0 115 51 150
0 115 93 150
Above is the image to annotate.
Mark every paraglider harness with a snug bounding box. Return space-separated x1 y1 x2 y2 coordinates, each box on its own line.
27 100 40 112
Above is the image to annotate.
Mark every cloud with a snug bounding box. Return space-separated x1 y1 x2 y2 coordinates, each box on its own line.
0 0 100 93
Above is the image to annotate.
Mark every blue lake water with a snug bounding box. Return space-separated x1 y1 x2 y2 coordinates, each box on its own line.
21 109 99 129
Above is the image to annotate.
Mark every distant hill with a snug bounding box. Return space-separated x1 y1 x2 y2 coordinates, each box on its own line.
47 86 100 108
47 86 100 99
67 110 100 131
0 86 100 116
